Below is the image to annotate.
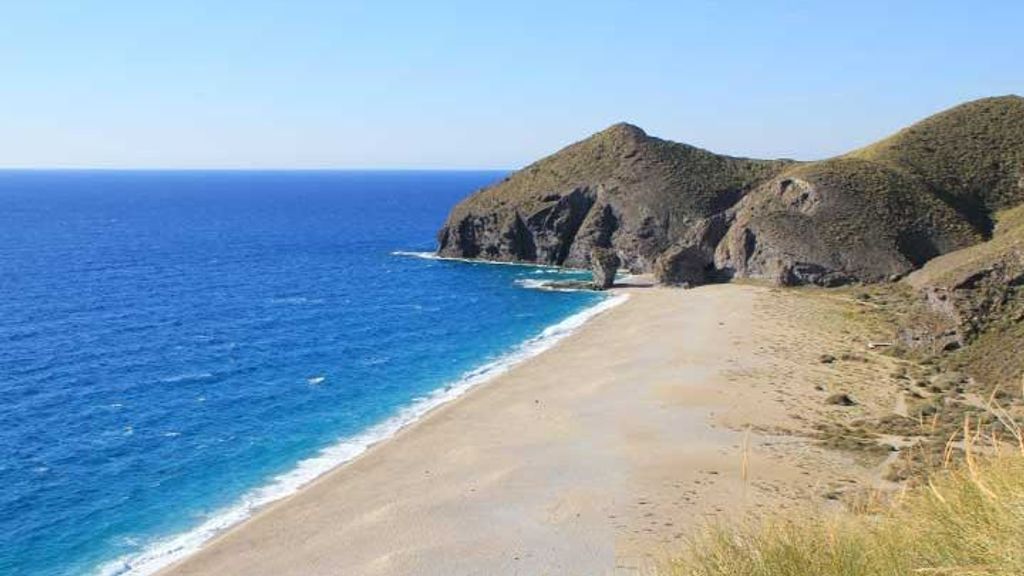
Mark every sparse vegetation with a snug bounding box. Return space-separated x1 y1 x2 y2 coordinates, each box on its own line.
899 204 1024 394
440 95 1024 285
437 96 1024 575
664 413 1024 576
723 96 1024 284
659 260 1024 575
446 122 789 219
849 95 1024 216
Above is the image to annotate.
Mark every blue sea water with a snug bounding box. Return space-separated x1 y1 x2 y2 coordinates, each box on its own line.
0 171 607 576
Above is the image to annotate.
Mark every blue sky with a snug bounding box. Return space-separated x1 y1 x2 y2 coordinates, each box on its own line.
1 1 1021 168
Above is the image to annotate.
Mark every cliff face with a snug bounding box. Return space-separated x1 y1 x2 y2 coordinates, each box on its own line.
438 96 1024 286
436 123 790 273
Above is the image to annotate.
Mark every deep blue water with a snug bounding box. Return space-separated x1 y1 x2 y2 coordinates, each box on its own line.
0 171 603 576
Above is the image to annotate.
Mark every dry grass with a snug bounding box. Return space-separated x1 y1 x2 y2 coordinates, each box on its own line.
662 407 1024 576
849 95 1024 214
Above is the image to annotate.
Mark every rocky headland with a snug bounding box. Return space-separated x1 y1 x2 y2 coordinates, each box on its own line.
436 95 1024 479
439 94 1023 383
437 95 1024 289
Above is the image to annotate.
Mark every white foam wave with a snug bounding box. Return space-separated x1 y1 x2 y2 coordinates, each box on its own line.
530 268 586 275
391 250 585 271
95 293 628 576
515 278 552 290
268 296 324 306
158 372 214 384
513 278 593 292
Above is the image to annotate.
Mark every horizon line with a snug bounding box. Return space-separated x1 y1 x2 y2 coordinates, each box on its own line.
0 166 514 173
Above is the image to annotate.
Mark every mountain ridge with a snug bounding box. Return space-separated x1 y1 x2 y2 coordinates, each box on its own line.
437 95 1024 287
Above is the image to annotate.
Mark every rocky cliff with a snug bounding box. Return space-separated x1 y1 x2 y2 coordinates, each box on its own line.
437 96 1024 287
899 203 1024 386
436 122 790 274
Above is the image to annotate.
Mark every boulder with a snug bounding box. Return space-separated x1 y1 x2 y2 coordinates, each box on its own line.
653 245 709 286
590 247 621 290
825 393 857 406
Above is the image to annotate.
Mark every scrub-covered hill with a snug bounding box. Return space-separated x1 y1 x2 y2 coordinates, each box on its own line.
437 96 1024 287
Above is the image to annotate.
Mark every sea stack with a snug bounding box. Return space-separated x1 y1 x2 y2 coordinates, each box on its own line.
590 247 620 290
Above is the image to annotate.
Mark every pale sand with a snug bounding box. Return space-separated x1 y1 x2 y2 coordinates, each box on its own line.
162 283 905 575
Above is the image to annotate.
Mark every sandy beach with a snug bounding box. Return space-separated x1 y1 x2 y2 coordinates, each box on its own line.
161 283 904 576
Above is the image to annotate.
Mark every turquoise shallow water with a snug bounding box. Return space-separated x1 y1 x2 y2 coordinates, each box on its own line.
0 171 605 575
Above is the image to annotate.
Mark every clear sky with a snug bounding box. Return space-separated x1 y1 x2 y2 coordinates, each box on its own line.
2 1 1022 169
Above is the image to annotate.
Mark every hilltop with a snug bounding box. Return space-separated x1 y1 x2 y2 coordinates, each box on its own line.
437 122 791 273
437 96 1024 286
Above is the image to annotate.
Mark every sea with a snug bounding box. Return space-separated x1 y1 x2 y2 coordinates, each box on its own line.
0 171 617 575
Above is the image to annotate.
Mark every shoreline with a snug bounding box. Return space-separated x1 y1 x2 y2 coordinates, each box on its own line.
391 251 587 271
99 287 628 576
154 283 904 575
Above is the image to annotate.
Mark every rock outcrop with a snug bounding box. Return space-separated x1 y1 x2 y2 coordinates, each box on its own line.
653 245 709 286
900 204 1024 362
714 158 984 286
437 96 1024 287
436 122 790 272
590 247 620 290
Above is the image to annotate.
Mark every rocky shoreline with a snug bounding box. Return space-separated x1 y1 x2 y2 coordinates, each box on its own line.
437 96 1023 290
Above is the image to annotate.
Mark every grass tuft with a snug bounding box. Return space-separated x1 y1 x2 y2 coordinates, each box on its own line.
663 418 1024 576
